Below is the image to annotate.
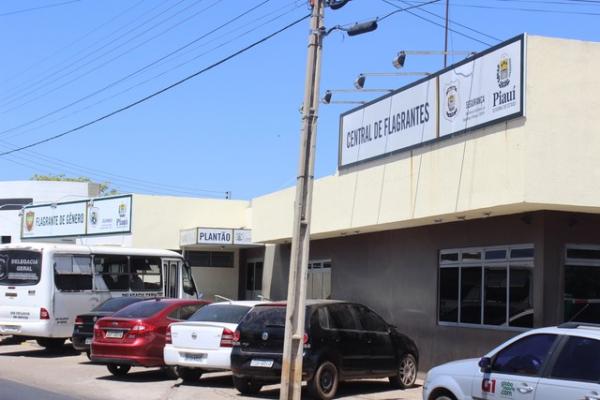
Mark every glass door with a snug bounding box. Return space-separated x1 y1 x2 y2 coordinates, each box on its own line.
246 260 263 300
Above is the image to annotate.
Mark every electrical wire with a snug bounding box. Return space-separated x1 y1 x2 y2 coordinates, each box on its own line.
2 1 306 141
381 0 493 46
0 0 272 137
449 3 600 15
0 0 146 86
0 0 81 17
378 0 442 21
0 0 197 107
0 13 311 157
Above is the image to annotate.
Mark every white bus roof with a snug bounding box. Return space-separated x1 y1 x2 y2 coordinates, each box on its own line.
0 242 183 258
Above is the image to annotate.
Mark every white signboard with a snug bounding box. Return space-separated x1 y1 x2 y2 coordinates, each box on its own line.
86 196 132 235
340 78 437 167
21 201 87 238
180 228 197 246
197 228 233 245
233 229 252 245
439 37 523 137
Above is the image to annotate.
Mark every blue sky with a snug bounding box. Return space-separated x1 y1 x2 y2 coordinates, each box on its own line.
0 0 598 200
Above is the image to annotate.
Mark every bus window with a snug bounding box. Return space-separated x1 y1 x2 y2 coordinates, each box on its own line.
182 264 197 297
0 250 42 286
94 255 129 291
130 256 162 291
54 255 92 291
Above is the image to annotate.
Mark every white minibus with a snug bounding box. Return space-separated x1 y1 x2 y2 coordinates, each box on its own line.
0 242 198 349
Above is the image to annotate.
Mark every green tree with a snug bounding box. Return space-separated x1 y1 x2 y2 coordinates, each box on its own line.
30 174 118 196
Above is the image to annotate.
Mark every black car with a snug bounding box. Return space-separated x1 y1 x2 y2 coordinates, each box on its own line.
230 300 419 400
72 297 147 357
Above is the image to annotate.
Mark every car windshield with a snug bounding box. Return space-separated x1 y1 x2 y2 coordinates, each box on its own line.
112 300 169 318
92 297 146 312
0 250 42 286
188 304 251 323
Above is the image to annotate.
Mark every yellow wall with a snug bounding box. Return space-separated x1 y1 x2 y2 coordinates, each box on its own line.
251 36 600 243
131 194 250 249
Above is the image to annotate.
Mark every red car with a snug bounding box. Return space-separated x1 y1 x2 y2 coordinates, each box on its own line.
91 298 208 377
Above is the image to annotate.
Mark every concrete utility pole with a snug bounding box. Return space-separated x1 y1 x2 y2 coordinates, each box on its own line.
444 0 450 67
279 0 324 399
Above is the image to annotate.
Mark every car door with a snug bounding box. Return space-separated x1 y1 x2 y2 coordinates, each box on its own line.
470 333 558 400
326 303 368 377
535 335 600 400
355 305 396 375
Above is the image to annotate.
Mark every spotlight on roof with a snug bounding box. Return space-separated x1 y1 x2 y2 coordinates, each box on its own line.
354 74 366 90
392 51 406 69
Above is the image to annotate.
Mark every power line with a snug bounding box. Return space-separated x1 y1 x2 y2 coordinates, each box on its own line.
450 2 600 15
0 14 311 157
0 0 271 137
378 0 442 21
398 1 502 42
0 0 146 86
382 0 493 46
2 1 306 141
0 0 195 107
0 0 81 17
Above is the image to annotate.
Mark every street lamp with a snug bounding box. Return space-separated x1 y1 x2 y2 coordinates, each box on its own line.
354 72 430 89
281 1 378 399
393 50 476 69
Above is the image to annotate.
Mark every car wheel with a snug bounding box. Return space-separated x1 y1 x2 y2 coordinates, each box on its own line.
162 366 179 379
232 376 263 395
430 390 457 400
36 338 65 350
307 361 339 400
107 364 131 376
178 367 203 382
389 353 417 389
433 396 456 400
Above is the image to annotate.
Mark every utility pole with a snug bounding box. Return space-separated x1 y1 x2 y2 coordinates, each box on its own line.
279 0 324 399
444 0 449 67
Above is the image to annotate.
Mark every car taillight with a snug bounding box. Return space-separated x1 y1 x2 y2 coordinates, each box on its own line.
232 330 240 347
128 323 153 337
303 332 310 349
40 308 50 320
220 328 234 348
75 316 84 325
165 325 172 344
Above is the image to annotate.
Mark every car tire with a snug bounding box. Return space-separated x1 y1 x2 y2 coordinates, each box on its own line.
85 351 91 360
232 376 263 395
307 361 339 400
389 353 417 389
431 391 457 400
162 366 180 379
36 338 65 350
178 367 202 382
107 364 131 376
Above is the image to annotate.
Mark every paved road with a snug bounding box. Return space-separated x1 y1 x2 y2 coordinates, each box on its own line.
0 379 83 400
0 339 424 400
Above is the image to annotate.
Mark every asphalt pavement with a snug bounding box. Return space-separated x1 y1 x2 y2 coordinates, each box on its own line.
0 338 424 400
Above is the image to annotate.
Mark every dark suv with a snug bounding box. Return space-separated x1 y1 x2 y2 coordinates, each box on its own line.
230 300 418 400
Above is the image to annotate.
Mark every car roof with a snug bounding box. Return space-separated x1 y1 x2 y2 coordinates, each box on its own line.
209 300 270 307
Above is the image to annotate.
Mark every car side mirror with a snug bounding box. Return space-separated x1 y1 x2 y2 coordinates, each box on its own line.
479 357 492 373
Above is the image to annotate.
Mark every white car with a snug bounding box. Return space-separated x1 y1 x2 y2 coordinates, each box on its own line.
423 323 600 400
164 300 267 381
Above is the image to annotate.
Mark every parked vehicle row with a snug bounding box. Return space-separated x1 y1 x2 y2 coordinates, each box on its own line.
76 297 419 400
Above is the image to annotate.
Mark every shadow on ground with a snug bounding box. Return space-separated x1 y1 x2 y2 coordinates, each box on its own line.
97 368 179 383
0 345 79 358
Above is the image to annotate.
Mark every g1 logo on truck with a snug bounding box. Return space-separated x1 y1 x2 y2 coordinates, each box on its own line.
482 378 496 393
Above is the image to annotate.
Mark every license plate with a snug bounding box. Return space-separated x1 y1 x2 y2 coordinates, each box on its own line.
1 325 19 333
85 338 92 345
183 353 207 362
106 330 124 339
250 359 274 368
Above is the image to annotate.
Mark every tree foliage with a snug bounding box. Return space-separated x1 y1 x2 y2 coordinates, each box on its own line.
30 174 118 196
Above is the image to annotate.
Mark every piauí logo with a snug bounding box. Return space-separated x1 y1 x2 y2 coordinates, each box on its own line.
497 54 511 88
118 203 127 218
